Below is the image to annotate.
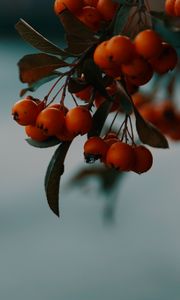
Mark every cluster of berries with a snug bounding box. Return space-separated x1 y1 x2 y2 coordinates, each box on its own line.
54 0 119 32
93 29 178 87
165 0 180 17
12 97 93 142
133 93 180 142
84 134 153 174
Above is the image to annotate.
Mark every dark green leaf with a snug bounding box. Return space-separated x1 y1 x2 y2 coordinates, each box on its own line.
18 53 68 83
152 16 180 52
113 5 131 35
68 77 89 93
88 100 113 138
15 19 71 58
134 106 169 148
59 10 98 55
82 58 111 99
20 73 60 97
116 81 133 114
26 137 61 148
45 142 71 217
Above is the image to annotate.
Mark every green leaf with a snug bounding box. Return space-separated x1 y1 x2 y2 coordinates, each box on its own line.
15 19 71 58
18 53 68 83
20 73 60 97
45 142 71 217
152 15 180 52
59 9 98 55
116 81 133 114
88 100 113 138
134 106 169 149
113 5 131 35
26 137 61 148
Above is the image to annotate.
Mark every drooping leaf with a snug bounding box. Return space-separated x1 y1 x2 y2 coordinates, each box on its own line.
18 53 68 83
15 19 71 58
116 81 133 114
45 141 71 216
88 100 113 138
26 137 61 148
134 106 169 149
152 15 180 52
68 77 89 93
59 9 98 55
82 58 112 99
151 11 180 33
113 4 131 35
20 73 60 97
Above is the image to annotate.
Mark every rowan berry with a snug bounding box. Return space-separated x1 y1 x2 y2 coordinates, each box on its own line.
84 136 109 162
97 0 119 21
25 125 48 142
134 29 163 59
54 0 83 15
106 142 136 171
132 145 153 174
12 98 40 126
65 106 93 135
36 107 65 136
77 6 102 31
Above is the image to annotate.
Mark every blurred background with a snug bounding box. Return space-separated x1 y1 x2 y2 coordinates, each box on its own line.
1 1 180 300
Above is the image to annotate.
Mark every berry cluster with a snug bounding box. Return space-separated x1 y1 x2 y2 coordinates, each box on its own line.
12 97 93 142
54 0 119 31
84 134 153 174
94 29 178 87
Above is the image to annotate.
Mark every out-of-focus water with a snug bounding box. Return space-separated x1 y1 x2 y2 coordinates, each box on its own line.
1 39 180 300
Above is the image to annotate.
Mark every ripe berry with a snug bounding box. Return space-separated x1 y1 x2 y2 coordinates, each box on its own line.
132 145 153 174
97 0 119 21
84 136 109 162
65 106 93 135
106 142 136 171
36 107 65 136
54 0 83 15
12 98 40 126
25 125 48 142
77 6 102 31
134 29 163 59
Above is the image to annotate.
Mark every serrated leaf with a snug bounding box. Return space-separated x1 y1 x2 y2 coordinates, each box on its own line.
68 77 88 93
20 73 60 97
45 142 71 216
134 107 169 149
59 9 98 55
88 100 113 138
18 53 68 83
26 137 61 148
15 19 71 58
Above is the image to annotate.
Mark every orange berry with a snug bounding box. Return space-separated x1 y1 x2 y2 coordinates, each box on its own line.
175 0 180 15
54 0 83 15
56 125 76 141
106 142 136 171
36 107 65 136
139 103 160 125
12 98 40 126
106 35 135 65
83 0 98 6
84 136 109 162
132 145 153 174
165 0 176 16
25 125 48 142
149 43 178 74
65 106 93 135
97 0 119 21
75 85 93 101
93 41 114 70
132 92 151 108
77 6 102 31
134 29 163 59
48 103 69 115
